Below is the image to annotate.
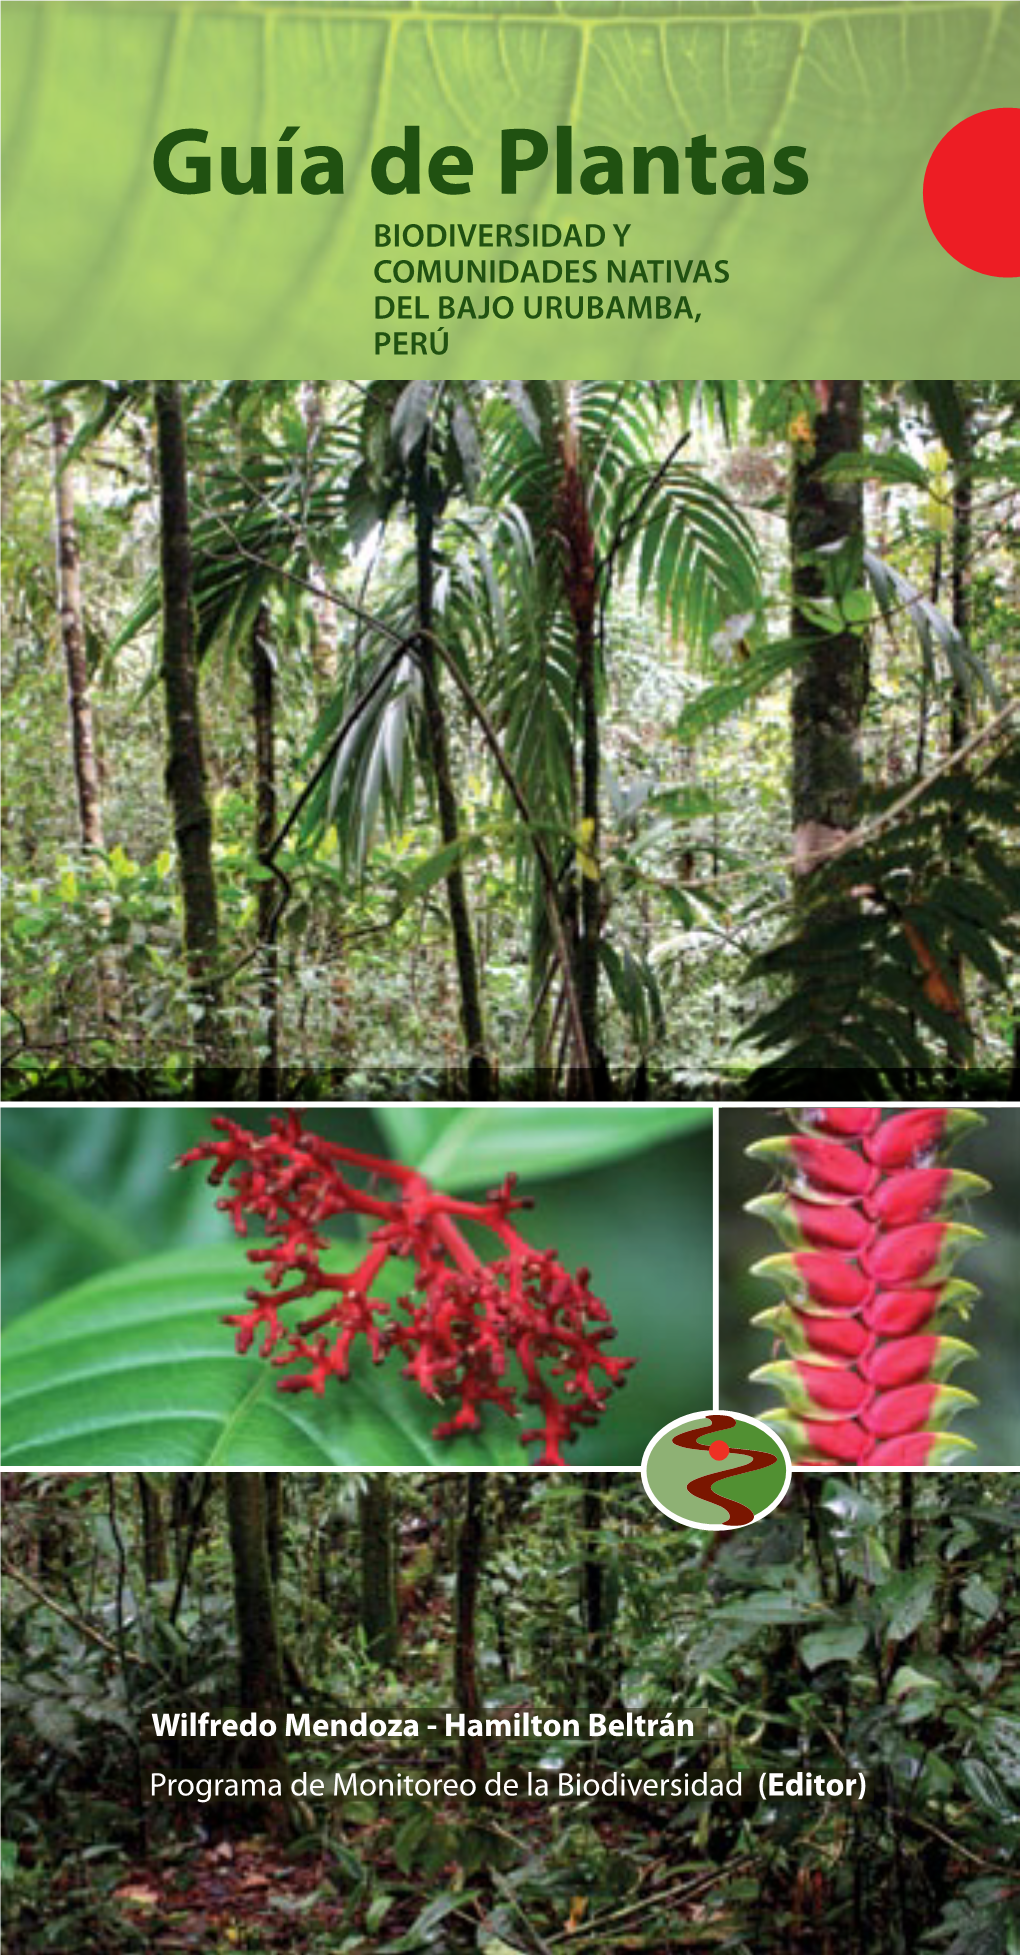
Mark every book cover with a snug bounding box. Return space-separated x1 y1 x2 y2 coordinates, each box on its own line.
2 9 1018 1952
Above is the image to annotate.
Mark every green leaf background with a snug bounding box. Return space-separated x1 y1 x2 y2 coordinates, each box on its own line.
1 1104 712 1467
3 3 1018 376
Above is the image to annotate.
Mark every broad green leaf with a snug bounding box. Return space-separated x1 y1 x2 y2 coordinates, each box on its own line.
1 1146 143 1267
981 1716 1020 1793
716 1593 819 1626
799 1624 868 1670
889 1666 941 1701
878 1571 938 1644
377 1105 710 1190
962 1578 1001 1625
1 1244 524 1469
372 1107 454 1166
959 1757 1016 1822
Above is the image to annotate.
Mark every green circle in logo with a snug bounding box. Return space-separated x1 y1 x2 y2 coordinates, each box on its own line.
642 1411 792 1529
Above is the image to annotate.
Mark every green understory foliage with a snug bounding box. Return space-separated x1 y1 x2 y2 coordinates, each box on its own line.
744 733 1020 1090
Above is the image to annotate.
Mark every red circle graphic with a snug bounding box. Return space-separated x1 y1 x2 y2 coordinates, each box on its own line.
923 107 1020 277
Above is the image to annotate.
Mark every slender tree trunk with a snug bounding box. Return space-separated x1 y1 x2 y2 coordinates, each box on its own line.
153 381 226 1092
358 1476 398 1664
415 493 493 1097
790 382 868 877
50 407 118 1023
51 410 106 853
225 1473 297 1832
897 1474 915 1571
946 399 973 1073
581 1474 608 1711
169 1474 213 1624
949 405 972 756
559 393 604 1089
136 1474 169 1586
299 380 337 707
252 600 279 1098
454 1476 487 1789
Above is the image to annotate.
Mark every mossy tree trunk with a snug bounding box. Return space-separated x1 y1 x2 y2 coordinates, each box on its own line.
153 380 225 1092
415 488 493 1098
225 1473 296 1832
50 408 106 856
582 1474 609 1711
136 1474 169 1586
251 599 279 1098
789 381 867 878
454 1475 487 1789
559 387 605 1091
358 1476 398 1665
264 1472 283 1586
50 405 118 1023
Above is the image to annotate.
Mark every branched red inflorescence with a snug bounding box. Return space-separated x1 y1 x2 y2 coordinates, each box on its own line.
746 1107 989 1466
177 1112 633 1465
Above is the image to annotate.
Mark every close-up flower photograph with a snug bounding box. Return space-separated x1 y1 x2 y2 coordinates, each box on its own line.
719 1105 1020 1467
1 1102 711 1469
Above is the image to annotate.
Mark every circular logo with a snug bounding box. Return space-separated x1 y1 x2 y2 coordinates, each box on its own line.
641 1411 792 1530
923 107 1020 278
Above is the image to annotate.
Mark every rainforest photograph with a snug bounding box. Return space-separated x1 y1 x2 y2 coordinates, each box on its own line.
2 379 1018 1102
2 1470 1018 1955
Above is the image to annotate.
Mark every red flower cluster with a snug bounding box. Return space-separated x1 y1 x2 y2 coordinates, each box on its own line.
177 1112 632 1466
747 1108 988 1466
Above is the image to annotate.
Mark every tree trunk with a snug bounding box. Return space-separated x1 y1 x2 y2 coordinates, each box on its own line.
790 382 868 876
51 409 105 852
454 1476 487 1789
582 1474 608 1711
946 397 973 1072
897 1473 915 1571
264 1472 283 1586
153 381 225 1092
415 491 493 1097
299 380 337 707
50 406 117 1022
559 392 604 1090
136 1474 169 1586
252 600 279 1098
224 1473 297 1832
358 1477 398 1664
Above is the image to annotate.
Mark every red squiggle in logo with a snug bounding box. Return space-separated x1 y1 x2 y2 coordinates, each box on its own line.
672 1414 778 1525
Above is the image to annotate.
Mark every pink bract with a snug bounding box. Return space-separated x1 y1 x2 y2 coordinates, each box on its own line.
748 1108 986 1466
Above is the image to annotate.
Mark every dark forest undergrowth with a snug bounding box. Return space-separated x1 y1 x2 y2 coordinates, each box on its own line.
2 1472 1018 1955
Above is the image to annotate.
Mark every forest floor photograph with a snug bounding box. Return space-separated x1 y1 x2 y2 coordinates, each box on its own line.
2 379 1018 1102
2 1470 1019 1955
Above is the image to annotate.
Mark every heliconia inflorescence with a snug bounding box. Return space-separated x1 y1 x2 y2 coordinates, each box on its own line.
746 1107 989 1466
177 1112 633 1466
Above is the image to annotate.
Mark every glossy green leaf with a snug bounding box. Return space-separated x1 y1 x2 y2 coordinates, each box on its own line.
0 1244 524 1469
878 1572 938 1644
799 1624 868 1670
375 1104 710 1190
